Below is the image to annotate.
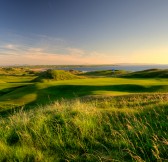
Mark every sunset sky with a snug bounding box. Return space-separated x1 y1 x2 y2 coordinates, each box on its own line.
0 0 168 65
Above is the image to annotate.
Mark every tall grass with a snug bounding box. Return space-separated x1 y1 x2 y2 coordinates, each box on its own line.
0 95 167 161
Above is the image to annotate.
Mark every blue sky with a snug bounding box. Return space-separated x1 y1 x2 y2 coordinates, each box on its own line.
0 0 168 65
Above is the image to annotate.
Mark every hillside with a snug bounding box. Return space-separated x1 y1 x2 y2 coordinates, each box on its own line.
0 68 168 161
34 70 81 82
0 67 36 76
80 69 128 77
121 69 168 78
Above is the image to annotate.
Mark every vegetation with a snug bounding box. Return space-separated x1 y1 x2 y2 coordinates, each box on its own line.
0 68 168 161
34 70 81 82
0 95 167 161
1 76 168 111
121 69 168 78
0 67 36 76
80 69 128 77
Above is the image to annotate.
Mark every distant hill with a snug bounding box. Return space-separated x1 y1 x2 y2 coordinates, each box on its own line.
0 67 35 76
81 70 128 77
121 69 168 78
34 70 81 82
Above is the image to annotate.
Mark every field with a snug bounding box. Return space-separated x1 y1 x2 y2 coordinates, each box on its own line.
0 68 168 161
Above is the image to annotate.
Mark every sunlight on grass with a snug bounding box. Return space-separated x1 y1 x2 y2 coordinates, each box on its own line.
0 69 168 161
1 76 168 109
0 95 167 161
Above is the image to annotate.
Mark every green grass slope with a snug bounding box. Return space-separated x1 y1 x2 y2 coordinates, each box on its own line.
0 69 168 161
81 69 128 77
121 69 168 78
0 95 167 161
1 77 168 113
34 70 81 82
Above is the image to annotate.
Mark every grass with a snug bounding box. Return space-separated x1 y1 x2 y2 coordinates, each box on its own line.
1 74 168 111
122 69 168 78
1 77 168 111
34 70 81 82
0 95 167 161
0 75 36 83
0 68 168 161
0 67 36 76
80 69 128 77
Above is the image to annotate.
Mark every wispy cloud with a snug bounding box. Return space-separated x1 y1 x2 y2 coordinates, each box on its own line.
0 40 116 65
1 32 167 65
4 44 18 50
27 47 44 53
0 37 130 64
0 44 20 56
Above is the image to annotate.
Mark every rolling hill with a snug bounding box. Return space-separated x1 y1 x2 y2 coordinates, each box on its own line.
121 69 168 78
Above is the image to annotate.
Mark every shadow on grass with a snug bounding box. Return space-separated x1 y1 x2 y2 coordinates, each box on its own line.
0 85 28 96
18 84 168 109
0 84 168 117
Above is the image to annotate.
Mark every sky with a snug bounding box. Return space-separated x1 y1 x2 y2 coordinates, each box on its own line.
0 0 168 65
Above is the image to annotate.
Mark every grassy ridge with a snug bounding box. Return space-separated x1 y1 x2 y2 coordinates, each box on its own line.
0 95 167 161
122 69 168 78
0 67 36 76
34 70 81 82
81 69 128 77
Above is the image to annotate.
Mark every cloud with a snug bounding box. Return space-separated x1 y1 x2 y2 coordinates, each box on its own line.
4 44 18 50
67 48 85 56
27 48 44 53
2 33 168 65
0 42 115 65
5 44 14 49
0 41 128 65
0 44 21 56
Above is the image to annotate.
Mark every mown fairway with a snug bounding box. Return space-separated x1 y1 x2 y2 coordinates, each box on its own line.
1 75 168 112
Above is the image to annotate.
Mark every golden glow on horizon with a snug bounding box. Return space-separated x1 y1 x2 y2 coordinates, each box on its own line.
0 44 168 65
0 51 168 65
